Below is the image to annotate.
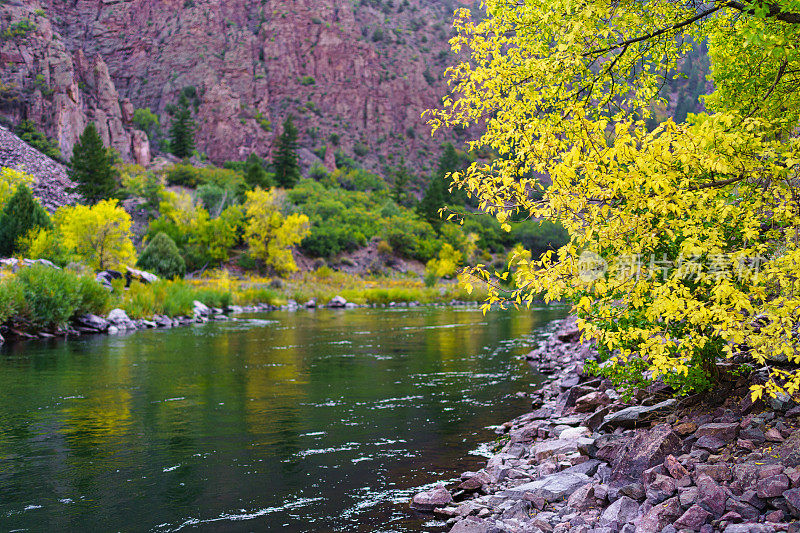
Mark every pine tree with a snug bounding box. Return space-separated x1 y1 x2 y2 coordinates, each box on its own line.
417 171 447 231
391 159 412 207
137 232 186 279
245 153 273 189
0 184 52 256
273 115 300 188
68 122 117 204
169 93 196 159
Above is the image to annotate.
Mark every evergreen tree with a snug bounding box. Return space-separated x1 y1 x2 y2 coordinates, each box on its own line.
0 184 52 256
245 153 273 189
68 122 117 204
417 171 447 231
436 142 467 205
273 115 300 188
137 232 186 279
391 159 412 207
169 93 196 159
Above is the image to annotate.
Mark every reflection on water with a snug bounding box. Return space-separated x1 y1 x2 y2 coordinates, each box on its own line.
0 305 567 532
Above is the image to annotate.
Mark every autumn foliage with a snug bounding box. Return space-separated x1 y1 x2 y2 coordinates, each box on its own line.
429 0 800 399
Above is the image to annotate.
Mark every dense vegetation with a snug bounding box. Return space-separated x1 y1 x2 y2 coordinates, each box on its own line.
430 0 800 400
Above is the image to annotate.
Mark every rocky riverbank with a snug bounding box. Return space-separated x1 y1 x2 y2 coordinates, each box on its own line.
0 293 480 343
410 317 800 533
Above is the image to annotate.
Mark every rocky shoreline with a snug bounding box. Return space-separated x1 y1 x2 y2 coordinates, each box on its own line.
410 317 800 533
0 295 480 343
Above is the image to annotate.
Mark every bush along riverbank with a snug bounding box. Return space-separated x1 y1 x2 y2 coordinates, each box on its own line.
0 260 485 343
411 317 800 533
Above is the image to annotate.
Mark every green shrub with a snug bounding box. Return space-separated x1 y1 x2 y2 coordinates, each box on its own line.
0 279 24 323
16 266 80 328
75 275 110 316
137 232 186 280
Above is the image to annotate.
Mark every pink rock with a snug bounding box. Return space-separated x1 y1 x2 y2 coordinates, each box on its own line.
696 474 727 517
756 474 790 499
664 454 690 480
674 504 712 530
410 486 453 512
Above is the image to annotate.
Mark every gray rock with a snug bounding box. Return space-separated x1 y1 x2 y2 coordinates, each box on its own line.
723 524 777 533
533 439 579 461
695 422 740 441
567 483 597 511
327 295 347 308
784 487 800 518
192 300 211 316
410 486 453 511
75 313 110 331
126 266 158 284
694 435 726 451
599 495 639 528
501 472 591 501
106 308 133 328
107 325 119 335
449 517 505 533
600 399 677 430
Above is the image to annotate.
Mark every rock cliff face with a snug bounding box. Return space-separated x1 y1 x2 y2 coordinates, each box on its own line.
0 0 469 171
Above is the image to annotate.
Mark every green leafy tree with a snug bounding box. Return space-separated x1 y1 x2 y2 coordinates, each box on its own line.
137 232 186 279
168 93 196 159
417 171 447 231
273 115 300 188
132 108 161 140
245 153 274 189
69 122 118 203
0 184 52 256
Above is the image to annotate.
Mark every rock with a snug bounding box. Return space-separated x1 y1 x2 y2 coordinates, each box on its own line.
600 399 677 430
598 495 639 528
305 299 316 308
673 422 698 436
663 454 690 481
694 435 726 451
646 474 677 504
449 517 505 533
410 486 453 512
674 504 712 530
501 472 591 502
695 463 732 482
574 391 610 413
458 472 490 493
533 439 579 462
500 500 531 520
725 497 760 520
106 308 133 329
756 474 790 498
193 301 211 317
679 486 699 507
567 483 597 511
328 295 348 308
723 524 777 533
107 325 119 335
784 487 800 517
696 474 727 517
74 313 109 332
610 424 683 482
764 428 784 442
633 496 682 532
695 422 740 441
125 266 158 285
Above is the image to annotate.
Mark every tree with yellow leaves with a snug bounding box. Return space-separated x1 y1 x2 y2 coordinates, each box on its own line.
430 0 800 399
243 188 310 276
55 200 136 271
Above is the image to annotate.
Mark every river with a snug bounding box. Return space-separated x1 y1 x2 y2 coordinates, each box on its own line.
0 305 567 532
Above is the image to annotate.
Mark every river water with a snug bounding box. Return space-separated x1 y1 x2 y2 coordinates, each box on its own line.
0 305 567 532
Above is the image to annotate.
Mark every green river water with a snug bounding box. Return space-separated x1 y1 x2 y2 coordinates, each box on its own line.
0 305 567 532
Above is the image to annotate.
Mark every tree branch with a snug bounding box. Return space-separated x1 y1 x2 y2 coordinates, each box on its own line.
724 0 800 23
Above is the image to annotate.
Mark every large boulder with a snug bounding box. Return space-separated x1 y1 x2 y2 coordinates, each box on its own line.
74 314 110 332
501 472 591 502
106 308 134 329
126 266 159 285
610 424 683 482
327 295 347 308
410 486 453 512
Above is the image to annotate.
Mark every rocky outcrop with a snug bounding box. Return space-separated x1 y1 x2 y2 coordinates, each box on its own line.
0 126 79 211
1 0 467 171
0 3 150 164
